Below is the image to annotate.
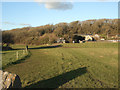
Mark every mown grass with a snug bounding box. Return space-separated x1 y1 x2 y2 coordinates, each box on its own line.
62 42 118 48
3 42 118 88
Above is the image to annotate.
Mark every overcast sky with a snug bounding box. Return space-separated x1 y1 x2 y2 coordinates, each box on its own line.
2 1 118 30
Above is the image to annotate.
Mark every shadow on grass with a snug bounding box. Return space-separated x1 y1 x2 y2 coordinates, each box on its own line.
25 67 87 88
2 50 32 69
29 45 62 50
0 53 6 54
2 46 25 51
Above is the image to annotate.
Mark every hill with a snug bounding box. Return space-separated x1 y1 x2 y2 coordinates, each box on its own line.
2 19 118 45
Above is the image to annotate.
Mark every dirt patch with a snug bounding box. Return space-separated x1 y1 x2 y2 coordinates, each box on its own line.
90 52 94 55
99 56 103 58
113 51 118 55
43 52 48 54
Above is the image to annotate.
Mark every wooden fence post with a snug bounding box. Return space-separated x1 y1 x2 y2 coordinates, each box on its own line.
25 45 28 54
26 48 28 54
23 50 25 55
16 51 18 60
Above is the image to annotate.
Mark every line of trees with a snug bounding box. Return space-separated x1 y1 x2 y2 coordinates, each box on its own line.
2 19 118 45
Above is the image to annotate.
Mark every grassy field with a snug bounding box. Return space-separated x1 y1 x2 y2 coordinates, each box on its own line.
2 47 29 69
2 42 118 88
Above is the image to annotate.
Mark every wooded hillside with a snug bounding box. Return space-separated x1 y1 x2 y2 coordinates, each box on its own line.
2 19 118 45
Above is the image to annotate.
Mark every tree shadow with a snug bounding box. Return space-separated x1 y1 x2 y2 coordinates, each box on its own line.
29 45 62 50
25 67 87 88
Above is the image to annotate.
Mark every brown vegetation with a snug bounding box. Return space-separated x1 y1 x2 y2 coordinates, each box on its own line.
2 19 118 45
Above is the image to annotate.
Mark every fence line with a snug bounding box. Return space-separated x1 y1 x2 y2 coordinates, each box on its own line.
16 49 28 60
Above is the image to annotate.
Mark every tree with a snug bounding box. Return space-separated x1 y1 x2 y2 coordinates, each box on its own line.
72 35 85 43
2 32 14 47
2 19 118 45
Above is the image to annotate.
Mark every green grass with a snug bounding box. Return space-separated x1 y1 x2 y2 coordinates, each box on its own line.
3 42 118 88
62 42 118 48
2 49 29 69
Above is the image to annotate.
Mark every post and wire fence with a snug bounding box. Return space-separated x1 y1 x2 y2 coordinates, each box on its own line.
2 48 29 69
16 49 28 60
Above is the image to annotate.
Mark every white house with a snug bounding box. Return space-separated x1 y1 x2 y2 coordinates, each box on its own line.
85 35 93 41
94 34 99 38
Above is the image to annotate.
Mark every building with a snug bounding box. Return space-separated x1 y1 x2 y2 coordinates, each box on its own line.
93 34 100 38
73 34 94 41
85 35 93 41
100 38 105 41
57 38 65 43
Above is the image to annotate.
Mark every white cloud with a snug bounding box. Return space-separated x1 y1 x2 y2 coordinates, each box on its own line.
34 0 119 2
34 0 73 10
34 0 119 10
34 0 73 2
44 2 73 10
1 0 32 2
1 0 119 2
3 22 31 26
19 23 31 26
3 22 15 25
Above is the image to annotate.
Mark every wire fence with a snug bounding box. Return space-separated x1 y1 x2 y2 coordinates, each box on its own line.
2 49 28 69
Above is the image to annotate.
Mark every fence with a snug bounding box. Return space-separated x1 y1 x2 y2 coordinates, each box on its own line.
2 49 28 69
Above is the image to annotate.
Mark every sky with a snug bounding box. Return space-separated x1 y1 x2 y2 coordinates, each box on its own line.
2 1 118 30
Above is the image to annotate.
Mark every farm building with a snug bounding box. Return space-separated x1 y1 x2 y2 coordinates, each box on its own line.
85 35 93 41
100 38 105 41
73 34 95 42
93 34 100 38
108 35 119 39
57 38 66 43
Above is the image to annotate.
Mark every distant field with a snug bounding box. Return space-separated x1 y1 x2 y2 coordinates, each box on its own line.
3 42 118 88
62 42 118 48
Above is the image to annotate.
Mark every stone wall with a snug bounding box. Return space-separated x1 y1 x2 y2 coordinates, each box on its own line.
0 70 22 89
